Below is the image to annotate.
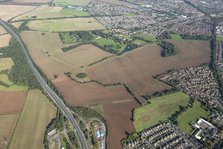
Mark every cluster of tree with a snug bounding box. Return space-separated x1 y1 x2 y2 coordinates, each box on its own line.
118 43 139 55
71 106 105 123
122 132 141 146
67 131 80 148
2 39 39 89
181 34 210 40
62 137 72 149
168 97 195 125
157 32 171 40
62 43 85 52
158 41 176 57
142 88 178 100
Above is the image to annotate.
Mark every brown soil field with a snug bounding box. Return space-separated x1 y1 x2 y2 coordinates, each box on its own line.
0 26 7 35
0 114 19 149
0 5 37 21
104 100 139 149
86 40 210 96
0 34 11 48
52 74 133 106
12 0 50 3
0 91 27 115
21 31 113 79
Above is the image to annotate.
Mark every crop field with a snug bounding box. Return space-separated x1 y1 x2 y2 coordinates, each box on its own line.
0 26 7 35
52 74 133 106
0 114 19 149
86 40 210 96
0 58 14 72
21 31 113 78
134 92 189 131
104 100 139 149
27 18 106 32
0 34 11 48
14 6 89 21
12 0 50 3
93 38 126 53
177 100 210 134
0 91 27 115
0 5 37 21
9 90 57 149
53 0 90 6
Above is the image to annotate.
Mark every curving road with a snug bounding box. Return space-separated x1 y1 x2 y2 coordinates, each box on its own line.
0 19 88 149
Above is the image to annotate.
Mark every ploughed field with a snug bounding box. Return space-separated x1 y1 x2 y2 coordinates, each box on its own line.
86 40 210 96
21 31 113 79
20 26 210 149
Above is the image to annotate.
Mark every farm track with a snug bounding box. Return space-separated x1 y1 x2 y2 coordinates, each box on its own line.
0 19 89 149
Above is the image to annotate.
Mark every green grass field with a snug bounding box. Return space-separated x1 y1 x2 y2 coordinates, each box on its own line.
60 8 90 16
177 100 209 134
28 18 105 32
217 35 223 41
93 38 126 53
134 92 189 132
89 104 104 117
170 33 183 40
54 0 90 6
133 33 157 43
0 58 14 72
9 90 57 149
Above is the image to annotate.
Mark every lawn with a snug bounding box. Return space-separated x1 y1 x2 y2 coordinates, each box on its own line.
9 90 57 149
217 35 223 41
177 100 210 134
133 33 157 43
93 37 126 53
60 8 90 17
0 58 14 72
134 92 189 132
28 18 105 32
170 33 183 40
54 0 90 6
89 104 105 117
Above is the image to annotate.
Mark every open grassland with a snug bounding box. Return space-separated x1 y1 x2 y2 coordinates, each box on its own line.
21 31 113 78
89 104 105 117
0 58 14 72
93 38 126 53
0 5 37 21
170 33 183 40
99 0 129 5
133 33 157 43
14 6 89 21
9 90 57 149
177 100 210 134
52 74 133 106
86 40 210 96
0 74 13 86
0 114 19 149
53 0 90 6
217 35 223 41
0 34 12 48
0 91 27 115
27 18 105 32
0 26 7 35
134 92 189 132
104 100 139 149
